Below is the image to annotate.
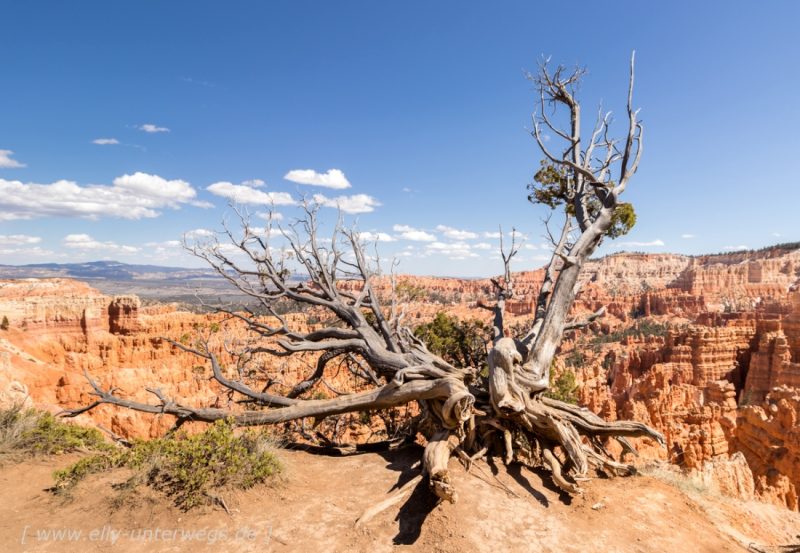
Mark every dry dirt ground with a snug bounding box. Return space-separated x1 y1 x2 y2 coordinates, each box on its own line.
1 447 798 553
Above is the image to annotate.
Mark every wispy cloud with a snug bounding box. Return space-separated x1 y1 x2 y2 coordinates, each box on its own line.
0 234 41 246
0 172 208 220
256 211 284 221
393 224 436 242
613 239 665 248
92 138 119 145
184 229 214 239
0 150 26 169
313 193 380 214
358 231 396 242
425 241 479 260
63 234 139 253
483 231 502 239
207 181 295 206
241 179 265 188
723 244 749 251
284 169 351 189
0 245 54 257
772 232 782 238
681 234 695 239
138 123 170 133
180 76 216 88
436 225 478 240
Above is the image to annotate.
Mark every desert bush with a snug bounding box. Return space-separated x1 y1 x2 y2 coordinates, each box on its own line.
588 319 670 347
0 405 109 460
414 312 490 371
54 418 282 510
0 316 9 330
545 368 579 405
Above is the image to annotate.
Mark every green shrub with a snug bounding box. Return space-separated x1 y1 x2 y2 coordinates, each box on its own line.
54 418 281 510
545 368 579 404
414 312 490 371
0 405 109 459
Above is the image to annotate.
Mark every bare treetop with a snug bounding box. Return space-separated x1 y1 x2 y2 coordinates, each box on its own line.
66 54 663 510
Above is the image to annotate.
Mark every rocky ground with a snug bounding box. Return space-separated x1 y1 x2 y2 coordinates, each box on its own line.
0 246 799 515
1 447 798 553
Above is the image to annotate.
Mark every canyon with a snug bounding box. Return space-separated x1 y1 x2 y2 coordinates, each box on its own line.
1 245 799 511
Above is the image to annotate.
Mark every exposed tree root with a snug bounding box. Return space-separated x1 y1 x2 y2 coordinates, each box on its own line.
355 474 423 528
62 53 656 522
423 431 460 503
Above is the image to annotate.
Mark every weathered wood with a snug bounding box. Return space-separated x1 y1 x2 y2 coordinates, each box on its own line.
65 54 659 508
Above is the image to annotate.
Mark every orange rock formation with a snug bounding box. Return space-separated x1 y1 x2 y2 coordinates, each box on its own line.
1 246 799 510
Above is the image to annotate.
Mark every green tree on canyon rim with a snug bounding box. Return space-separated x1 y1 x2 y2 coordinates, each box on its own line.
67 52 664 506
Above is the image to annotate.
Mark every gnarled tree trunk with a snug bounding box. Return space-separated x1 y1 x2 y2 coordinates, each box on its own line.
65 52 662 505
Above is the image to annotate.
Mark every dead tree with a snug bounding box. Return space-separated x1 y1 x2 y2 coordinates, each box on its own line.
65 53 663 503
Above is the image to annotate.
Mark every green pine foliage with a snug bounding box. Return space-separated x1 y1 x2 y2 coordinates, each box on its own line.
527 159 636 239
53 418 281 510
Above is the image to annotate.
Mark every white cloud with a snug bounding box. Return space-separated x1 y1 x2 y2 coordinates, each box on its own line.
425 241 479 260
0 173 208 220
723 244 750 251
393 224 436 242
313 193 380 214
772 232 781 237
207 181 296 206
681 234 695 239
92 138 119 145
0 150 26 169
145 240 181 248
435 225 478 240
0 234 41 246
358 231 396 242
523 244 539 250
138 124 170 133
245 227 285 239
256 211 284 221
63 234 139 253
402 187 412 193
184 229 214 239
0 245 54 257
473 242 492 250
284 169 351 189
114 172 198 203
614 239 665 248
483 231 502 239
241 179 265 188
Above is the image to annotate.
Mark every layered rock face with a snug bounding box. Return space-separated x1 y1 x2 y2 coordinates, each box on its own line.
0 279 356 439
561 248 800 510
0 279 219 437
2 245 800 509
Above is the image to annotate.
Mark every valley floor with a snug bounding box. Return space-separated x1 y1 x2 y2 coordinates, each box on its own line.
1 448 798 553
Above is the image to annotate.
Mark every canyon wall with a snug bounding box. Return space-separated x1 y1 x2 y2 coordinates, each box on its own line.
1 246 799 509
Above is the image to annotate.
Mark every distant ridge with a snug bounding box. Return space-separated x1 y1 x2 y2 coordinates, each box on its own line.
0 242 797 283
0 260 219 282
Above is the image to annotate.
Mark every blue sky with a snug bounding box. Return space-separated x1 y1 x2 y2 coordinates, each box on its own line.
1 1 797 276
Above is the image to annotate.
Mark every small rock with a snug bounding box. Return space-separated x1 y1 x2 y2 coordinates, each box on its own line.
591 502 605 510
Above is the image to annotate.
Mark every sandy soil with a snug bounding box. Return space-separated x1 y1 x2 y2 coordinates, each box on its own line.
1 447 798 552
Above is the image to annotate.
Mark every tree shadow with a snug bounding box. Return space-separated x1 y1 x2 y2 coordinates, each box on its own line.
506 464 549 507
487 456 571 506
371 447 575 545
526 466 573 505
392 478 439 545
373 445 440 545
